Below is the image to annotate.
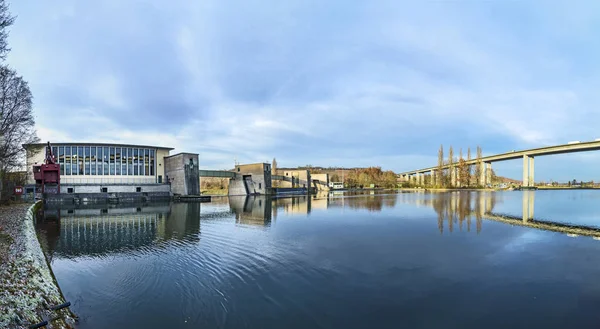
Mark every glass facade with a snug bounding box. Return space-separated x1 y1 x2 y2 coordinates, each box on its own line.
52 145 158 177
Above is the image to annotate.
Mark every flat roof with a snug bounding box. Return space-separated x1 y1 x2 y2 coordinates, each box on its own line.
164 152 199 158
23 142 174 151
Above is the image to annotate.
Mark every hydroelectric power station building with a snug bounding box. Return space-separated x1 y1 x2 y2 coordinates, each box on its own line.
23 142 199 202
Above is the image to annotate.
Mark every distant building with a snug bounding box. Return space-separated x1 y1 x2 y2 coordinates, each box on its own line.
229 163 272 195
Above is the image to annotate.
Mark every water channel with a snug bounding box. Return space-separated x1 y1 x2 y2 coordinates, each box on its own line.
35 190 600 328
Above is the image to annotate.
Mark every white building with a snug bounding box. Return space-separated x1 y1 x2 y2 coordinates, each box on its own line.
24 143 173 185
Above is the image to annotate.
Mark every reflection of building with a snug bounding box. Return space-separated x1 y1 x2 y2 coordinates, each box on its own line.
229 196 272 226
37 203 201 259
272 195 312 216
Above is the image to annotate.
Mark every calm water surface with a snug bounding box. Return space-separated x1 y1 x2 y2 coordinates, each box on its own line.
35 191 600 329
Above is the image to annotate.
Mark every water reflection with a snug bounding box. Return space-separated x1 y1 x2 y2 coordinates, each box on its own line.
229 196 272 226
36 202 201 260
398 191 600 238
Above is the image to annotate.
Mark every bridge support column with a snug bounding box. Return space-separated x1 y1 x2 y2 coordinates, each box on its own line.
455 167 461 187
522 155 534 187
430 170 434 187
485 162 492 186
479 162 486 186
450 167 456 187
529 157 534 187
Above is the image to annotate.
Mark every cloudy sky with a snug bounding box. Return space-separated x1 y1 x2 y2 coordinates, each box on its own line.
6 1 600 181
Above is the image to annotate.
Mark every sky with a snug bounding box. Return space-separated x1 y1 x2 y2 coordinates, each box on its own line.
5 0 600 181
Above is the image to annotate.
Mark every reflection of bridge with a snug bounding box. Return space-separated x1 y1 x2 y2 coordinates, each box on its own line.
398 191 600 238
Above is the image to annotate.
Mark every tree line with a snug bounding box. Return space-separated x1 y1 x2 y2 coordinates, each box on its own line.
0 1 38 203
406 144 497 188
343 167 397 189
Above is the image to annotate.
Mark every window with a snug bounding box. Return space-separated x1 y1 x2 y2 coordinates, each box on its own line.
139 148 144 175
84 147 90 175
136 187 142 192
259 183 262 189
67 187 74 193
103 147 109 175
101 187 107 193
150 149 155 176
58 147 65 175
115 147 121 175
91 147 97 175
122 147 128 176
133 148 139 175
65 147 71 175
78 146 84 175
128 148 133 175
144 149 149 176
109 147 115 175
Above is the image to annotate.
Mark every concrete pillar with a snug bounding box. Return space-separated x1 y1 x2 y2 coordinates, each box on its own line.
485 162 492 186
417 173 422 186
479 162 486 186
430 170 434 186
523 155 528 187
529 156 535 187
451 166 456 187
455 167 460 187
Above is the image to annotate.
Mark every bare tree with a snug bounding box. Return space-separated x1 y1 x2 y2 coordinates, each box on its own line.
0 1 14 61
0 66 38 178
448 146 454 187
474 146 483 187
437 144 444 187
466 147 472 187
458 148 466 188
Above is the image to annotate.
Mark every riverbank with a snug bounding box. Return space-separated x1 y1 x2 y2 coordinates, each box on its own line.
0 202 75 328
398 187 500 192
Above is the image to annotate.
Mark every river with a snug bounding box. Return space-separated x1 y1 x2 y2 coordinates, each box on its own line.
35 190 600 328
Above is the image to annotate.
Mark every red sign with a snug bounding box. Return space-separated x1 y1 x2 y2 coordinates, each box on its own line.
14 186 23 195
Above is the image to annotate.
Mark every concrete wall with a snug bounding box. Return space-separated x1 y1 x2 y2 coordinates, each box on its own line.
156 149 170 183
310 173 329 191
229 163 271 195
228 175 249 196
164 153 200 195
25 145 45 184
276 170 310 188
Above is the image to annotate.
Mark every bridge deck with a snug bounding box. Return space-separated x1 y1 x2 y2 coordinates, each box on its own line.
399 140 600 175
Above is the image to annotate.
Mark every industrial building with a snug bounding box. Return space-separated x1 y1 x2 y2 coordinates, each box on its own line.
23 142 200 201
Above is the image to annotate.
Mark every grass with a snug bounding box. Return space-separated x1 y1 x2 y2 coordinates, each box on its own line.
201 188 229 195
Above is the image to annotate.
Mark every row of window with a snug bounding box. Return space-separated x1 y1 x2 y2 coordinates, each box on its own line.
50 146 156 176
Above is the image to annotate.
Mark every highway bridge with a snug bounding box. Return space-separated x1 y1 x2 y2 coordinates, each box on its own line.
398 140 600 187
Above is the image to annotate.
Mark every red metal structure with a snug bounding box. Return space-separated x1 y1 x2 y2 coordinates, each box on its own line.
33 142 61 194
